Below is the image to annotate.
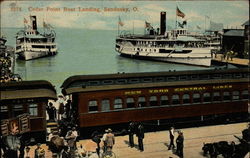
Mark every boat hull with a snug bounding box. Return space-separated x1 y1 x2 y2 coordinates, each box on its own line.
16 50 57 60
119 52 211 67
115 45 212 67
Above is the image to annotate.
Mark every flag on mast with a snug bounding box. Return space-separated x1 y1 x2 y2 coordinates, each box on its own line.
145 21 152 28
176 7 185 18
118 16 124 26
24 18 28 24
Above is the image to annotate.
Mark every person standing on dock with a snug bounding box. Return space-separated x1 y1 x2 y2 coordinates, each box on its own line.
168 127 175 150
176 131 184 158
136 123 145 152
128 121 136 148
46 102 56 121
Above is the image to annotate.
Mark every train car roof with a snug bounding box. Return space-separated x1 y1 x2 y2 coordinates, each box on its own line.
61 68 249 92
63 78 249 95
0 80 57 101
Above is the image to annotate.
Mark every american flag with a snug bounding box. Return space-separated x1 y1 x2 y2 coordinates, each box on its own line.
176 7 185 18
24 18 28 24
145 21 151 28
118 16 124 26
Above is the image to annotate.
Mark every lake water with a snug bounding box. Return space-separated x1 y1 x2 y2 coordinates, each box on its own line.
1 28 230 93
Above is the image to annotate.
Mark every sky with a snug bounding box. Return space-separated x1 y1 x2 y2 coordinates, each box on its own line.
0 0 249 32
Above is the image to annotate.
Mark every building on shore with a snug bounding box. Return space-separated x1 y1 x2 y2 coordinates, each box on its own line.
222 20 249 59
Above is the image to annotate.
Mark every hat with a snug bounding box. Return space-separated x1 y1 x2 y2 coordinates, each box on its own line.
37 143 41 146
108 128 112 132
105 129 109 132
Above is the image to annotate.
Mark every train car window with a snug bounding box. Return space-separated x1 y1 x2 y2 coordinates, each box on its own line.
223 92 231 101
138 96 146 107
101 99 110 112
172 94 180 105
212 74 222 79
114 98 123 109
182 94 190 104
154 77 165 82
243 73 249 78
179 75 189 81
150 96 158 106
167 76 177 81
142 78 153 83
0 106 8 119
28 104 38 116
222 74 232 79
102 80 114 85
212 92 221 102
199 74 210 80
191 75 199 80
88 100 98 112
233 73 242 78
116 79 127 84
160 95 169 106
126 97 135 108
203 92 211 103
241 90 249 100
193 93 201 103
88 81 100 86
232 91 240 100
13 105 23 117
128 78 140 84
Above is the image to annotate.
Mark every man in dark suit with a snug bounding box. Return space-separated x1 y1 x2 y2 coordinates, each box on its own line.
136 123 144 152
176 131 184 158
168 127 175 150
128 121 136 147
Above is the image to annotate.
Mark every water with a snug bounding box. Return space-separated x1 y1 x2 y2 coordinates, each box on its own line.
1 27 230 93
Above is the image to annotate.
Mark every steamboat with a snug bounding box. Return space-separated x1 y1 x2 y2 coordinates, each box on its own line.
115 12 214 67
15 16 57 60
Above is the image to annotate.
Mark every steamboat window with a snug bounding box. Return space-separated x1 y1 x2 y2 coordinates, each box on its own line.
101 99 110 112
126 97 135 108
88 100 98 112
160 95 169 106
222 74 232 79
150 96 158 106
182 94 190 104
138 96 146 107
28 104 38 116
213 92 221 102
114 98 123 109
13 105 23 117
223 91 231 101
232 91 240 100
172 94 180 105
0 105 8 119
203 92 211 103
193 93 201 103
241 90 249 100
179 75 189 81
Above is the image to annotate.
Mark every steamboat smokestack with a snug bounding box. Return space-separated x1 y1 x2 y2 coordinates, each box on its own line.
160 12 166 35
30 16 37 31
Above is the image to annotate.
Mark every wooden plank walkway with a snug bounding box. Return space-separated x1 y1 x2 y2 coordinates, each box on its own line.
212 54 249 67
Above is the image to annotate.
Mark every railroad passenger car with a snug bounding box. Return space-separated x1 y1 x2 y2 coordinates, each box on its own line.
0 80 57 142
61 68 249 136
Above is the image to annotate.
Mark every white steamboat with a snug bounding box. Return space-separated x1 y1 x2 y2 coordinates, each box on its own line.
15 16 57 60
115 12 213 67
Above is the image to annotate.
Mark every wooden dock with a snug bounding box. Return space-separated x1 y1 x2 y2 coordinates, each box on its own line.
212 54 249 67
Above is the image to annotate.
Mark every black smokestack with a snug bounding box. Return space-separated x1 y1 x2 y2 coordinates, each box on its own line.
160 12 166 35
30 16 37 30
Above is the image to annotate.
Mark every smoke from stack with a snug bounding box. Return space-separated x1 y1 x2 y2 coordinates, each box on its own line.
30 16 37 31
